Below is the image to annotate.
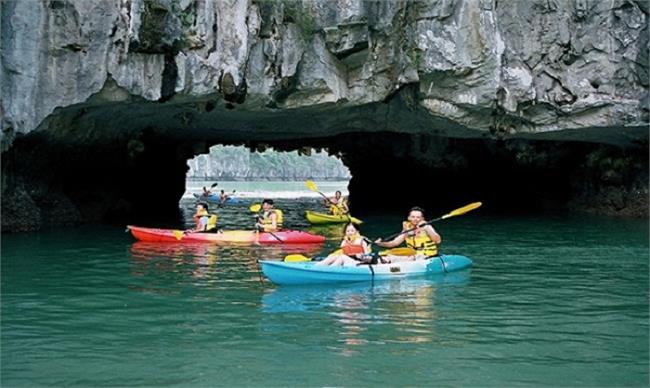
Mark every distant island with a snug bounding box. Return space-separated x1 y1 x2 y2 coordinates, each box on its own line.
187 145 351 181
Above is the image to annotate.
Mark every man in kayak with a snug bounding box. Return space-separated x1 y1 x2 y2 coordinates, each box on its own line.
202 186 212 197
324 191 349 215
189 202 218 233
255 199 284 232
219 190 230 206
317 223 372 266
375 207 441 262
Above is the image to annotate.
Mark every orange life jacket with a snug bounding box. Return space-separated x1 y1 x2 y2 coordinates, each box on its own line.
342 235 365 256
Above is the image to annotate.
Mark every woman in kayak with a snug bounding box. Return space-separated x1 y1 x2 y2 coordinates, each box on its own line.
324 191 349 215
189 202 218 233
255 199 284 232
375 207 441 262
317 222 371 266
202 186 212 196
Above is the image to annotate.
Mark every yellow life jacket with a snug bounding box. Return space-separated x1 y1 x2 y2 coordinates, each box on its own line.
403 221 438 256
261 209 283 231
195 210 218 232
330 197 348 215
206 214 218 231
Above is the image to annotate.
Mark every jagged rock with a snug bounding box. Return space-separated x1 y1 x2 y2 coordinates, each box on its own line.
2 0 646 145
186 145 351 180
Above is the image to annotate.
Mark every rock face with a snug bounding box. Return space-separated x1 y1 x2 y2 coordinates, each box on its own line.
186 145 350 180
1 0 648 231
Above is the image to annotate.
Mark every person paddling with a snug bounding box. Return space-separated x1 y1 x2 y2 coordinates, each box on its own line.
219 189 230 206
317 222 371 266
188 202 218 233
254 199 284 232
375 206 441 263
324 190 349 215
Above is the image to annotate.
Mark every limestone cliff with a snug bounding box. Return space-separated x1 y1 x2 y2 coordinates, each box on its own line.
3 0 647 145
186 145 350 180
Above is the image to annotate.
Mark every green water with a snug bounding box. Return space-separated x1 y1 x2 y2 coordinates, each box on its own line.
2 194 648 386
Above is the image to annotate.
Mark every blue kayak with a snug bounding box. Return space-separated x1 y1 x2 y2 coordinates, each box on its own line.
193 193 241 204
259 254 472 285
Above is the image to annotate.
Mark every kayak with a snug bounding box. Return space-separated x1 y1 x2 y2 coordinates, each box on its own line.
259 254 472 285
127 225 326 244
305 210 362 225
193 193 241 204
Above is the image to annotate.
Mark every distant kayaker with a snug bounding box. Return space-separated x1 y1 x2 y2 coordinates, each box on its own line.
255 199 284 232
219 190 230 206
375 207 441 262
189 202 218 233
324 191 349 215
202 186 212 196
317 223 372 266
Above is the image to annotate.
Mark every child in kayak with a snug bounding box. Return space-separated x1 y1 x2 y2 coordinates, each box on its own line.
317 222 372 266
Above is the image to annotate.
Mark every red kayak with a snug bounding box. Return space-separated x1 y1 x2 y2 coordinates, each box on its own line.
127 225 326 244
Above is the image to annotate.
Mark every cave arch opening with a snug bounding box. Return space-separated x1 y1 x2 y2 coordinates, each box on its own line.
181 144 352 224
1 124 647 233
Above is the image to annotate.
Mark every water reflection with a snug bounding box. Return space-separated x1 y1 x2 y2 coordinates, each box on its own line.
261 272 471 353
261 272 471 313
307 224 345 239
128 241 326 285
129 242 220 282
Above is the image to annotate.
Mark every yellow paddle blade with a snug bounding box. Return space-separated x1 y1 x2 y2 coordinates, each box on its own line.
249 203 261 212
305 180 318 192
379 247 417 256
172 230 184 240
441 202 482 219
284 254 311 262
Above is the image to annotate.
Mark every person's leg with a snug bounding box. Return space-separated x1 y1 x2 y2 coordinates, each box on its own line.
382 254 416 263
332 255 348 266
316 255 340 266
315 256 333 266
341 256 359 266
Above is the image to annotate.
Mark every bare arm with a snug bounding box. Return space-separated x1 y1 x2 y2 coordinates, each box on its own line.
375 233 406 248
361 239 371 254
268 212 278 231
425 225 441 244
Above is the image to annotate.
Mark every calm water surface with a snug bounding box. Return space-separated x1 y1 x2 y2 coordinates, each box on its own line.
2 186 648 386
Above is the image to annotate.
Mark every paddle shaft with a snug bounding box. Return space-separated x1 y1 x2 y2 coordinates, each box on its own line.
316 190 335 205
379 217 442 242
266 230 284 243
377 202 481 242
256 225 284 243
